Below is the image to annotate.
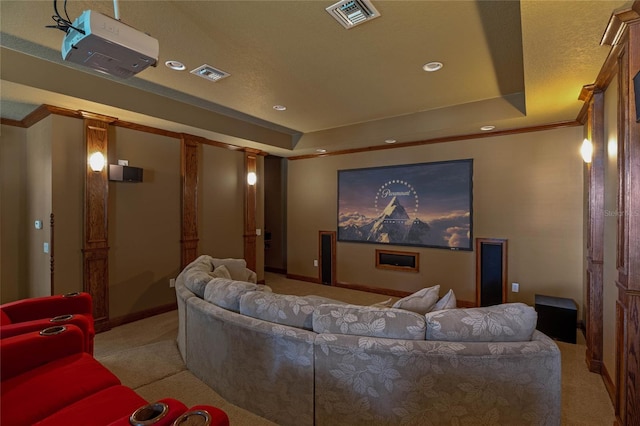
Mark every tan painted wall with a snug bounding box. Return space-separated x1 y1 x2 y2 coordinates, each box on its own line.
2 116 253 317
288 127 585 311
0 124 28 303
25 118 52 297
108 127 181 319
602 75 618 376
199 144 245 259
51 115 84 295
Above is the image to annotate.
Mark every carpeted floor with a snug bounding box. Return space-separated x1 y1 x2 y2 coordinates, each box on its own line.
94 272 615 425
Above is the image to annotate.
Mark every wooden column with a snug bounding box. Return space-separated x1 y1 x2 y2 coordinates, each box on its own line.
181 136 199 269
583 89 605 373
601 4 640 424
615 11 640 426
82 112 115 333
244 151 258 272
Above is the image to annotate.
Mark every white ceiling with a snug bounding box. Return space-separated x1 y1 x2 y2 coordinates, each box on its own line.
0 0 630 157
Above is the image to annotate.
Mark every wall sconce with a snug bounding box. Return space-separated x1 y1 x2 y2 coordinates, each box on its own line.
88 152 106 172
247 171 257 186
580 139 593 163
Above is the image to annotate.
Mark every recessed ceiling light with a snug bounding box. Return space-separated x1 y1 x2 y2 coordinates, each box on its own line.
384 139 397 144
273 105 287 111
422 61 443 72
316 149 327 153
480 125 496 131
165 60 186 71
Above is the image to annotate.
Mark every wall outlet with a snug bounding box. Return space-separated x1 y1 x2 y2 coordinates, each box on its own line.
169 278 176 288
43 242 49 253
313 259 318 267
512 282 520 293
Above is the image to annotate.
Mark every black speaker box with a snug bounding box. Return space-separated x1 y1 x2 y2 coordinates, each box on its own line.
109 165 143 182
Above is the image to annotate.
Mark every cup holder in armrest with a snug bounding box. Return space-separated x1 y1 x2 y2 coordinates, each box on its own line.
129 402 169 425
62 292 80 297
40 325 66 336
50 314 74 323
172 410 211 426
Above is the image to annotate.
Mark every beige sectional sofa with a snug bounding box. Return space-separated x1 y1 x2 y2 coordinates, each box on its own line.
175 255 561 426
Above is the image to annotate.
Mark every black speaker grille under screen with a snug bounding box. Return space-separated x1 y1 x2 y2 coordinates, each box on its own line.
379 253 416 268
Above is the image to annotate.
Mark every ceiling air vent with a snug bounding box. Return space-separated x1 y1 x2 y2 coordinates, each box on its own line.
190 64 230 82
326 0 380 29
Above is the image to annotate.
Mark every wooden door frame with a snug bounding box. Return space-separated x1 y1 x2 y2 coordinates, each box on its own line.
475 238 508 307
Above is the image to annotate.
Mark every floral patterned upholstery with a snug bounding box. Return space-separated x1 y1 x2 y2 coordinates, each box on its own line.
425 302 538 342
314 331 561 425
176 256 561 426
203 279 270 313
186 297 316 426
313 304 426 340
240 291 342 330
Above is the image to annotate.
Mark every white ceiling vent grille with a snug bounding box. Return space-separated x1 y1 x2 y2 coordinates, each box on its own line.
190 64 230 82
326 0 380 29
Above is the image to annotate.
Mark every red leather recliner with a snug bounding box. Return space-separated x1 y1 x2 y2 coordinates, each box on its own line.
0 292 95 354
1 325 229 426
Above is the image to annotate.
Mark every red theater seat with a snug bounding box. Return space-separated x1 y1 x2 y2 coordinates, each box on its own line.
1 292 95 354
1 323 230 426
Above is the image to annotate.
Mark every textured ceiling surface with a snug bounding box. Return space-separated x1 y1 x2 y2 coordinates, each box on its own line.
0 0 630 156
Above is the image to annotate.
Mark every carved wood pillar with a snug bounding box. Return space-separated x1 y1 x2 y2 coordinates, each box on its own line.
615 13 640 426
584 89 605 373
601 4 640 424
244 151 258 272
181 136 199 269
82 112 115 333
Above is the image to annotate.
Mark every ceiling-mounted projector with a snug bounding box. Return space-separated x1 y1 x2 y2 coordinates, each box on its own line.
62 10 158 79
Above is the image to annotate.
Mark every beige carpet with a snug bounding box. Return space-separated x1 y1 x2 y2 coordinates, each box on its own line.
95 272 615 425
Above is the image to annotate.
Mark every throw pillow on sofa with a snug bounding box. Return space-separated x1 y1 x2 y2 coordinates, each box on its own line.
424 303 538 342
312 304 426 340
209 265 232 280
211 258 254 283
432 289 457 311
392 285 440 315
204 279 271 313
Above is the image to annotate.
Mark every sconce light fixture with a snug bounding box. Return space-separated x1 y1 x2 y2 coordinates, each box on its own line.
580 139 593 163
89 152 106 172
247 171 257 186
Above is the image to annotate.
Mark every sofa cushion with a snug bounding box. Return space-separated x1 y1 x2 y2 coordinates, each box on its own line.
424 303 538 342
183 270 214 299
240 292 342 330
209 265 232 280
204 279 271 313
432 289 457 311
392 285 440 314
312 304 426 340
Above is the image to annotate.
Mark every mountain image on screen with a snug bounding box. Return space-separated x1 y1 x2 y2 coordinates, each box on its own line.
339 196 431 244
